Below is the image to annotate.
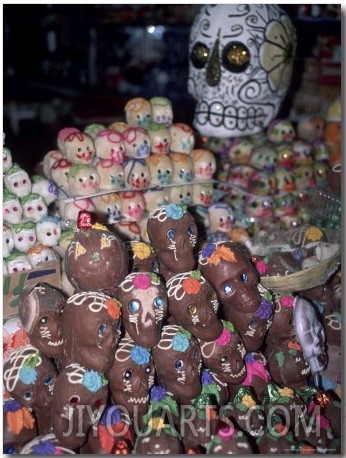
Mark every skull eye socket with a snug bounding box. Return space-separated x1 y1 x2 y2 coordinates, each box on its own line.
187 304 197 315
175 359 184 370
129 300 140 313
222 41 250 73
154 297 165 309
191 42 209 69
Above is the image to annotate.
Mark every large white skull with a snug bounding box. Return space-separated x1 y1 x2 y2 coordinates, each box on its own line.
188 4 296 138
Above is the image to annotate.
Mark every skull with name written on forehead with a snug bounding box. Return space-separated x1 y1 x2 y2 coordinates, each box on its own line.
188 4 296 138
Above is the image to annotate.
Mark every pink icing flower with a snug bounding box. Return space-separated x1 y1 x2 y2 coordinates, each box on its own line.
280 295 294 307
316 414 331 429
218 424 235 441
215 328 231 346
133 273 151 290
256 260 268 275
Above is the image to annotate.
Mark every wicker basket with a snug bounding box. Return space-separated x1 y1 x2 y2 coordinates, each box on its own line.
260 247 341 293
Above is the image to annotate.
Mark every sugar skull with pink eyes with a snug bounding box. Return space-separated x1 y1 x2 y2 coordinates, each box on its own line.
192 149 216 181
123 158 150 190
169 122 195 155
123 126 151 159
94 129 125 163
147 122 171 155
120 191 145 222
117 272 168 347
107 335 155 429
63 131 96 164
36 216 62 247
21 193 48 223
11 221 37 252
3 224 14 258
4 163 32 198
125 97 152 128
3 145 13 173
6 251 32 274
3 191 23 224
152 324 202 405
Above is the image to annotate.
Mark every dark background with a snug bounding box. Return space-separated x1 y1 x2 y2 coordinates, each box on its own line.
2 4 341 174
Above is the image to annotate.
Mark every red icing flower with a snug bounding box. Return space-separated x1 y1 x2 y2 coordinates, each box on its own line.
280 295 294 307
256 260 268 275
288 340 301 351
106 299 121 319
182 277 201 295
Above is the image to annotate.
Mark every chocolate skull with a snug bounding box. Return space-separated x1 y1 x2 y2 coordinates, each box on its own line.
188 4 296 137
166 270 223 341
3 344 58 434
107 335 155 425
52 363 108 449
117 272 168 347
152 325 202 405
60 291 122 373
18 283 66 358
147 204 198 282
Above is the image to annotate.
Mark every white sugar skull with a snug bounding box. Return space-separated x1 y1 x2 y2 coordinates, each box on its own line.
143 188 169 213
42 149 64 179
191 148 216 180
62 198 96 224
228 137 254 164
120 191 145 222
145 153 173 186
267 119 295 145
150 96 173 127
169 152 194 183
124 97 152 128
67 163 100 197
92 192 122 224
84 122 106 139
123 158 150 190
50 158 73 198
169 123 195 155
192 182 214 206
6 251 32 273
21 193 48 223
63 131 96 164
94 129 125 163
123 126 151 159
27 244 57 267
31 175 59 206
3 146 13 173
294 164 315 190
292 140 313 166
94 158 125 191
249 144 277 172
188 4 296 138
4 164 32 198
147 122 171 155
3 191 23 224
11 221 37 252
168 184 193 206
208 202 235 234
3 224 14 258
36 216 62 247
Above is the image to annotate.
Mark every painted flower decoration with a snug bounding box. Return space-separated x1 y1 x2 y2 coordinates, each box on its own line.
241 394 256 409
201 369 213 386
32 441 61 455
316 414 331 429
3 323 30 362
215 328 231 347
150 385 167 402
19 353 39 385
166 203 184 220
172 329 191 352
182 276 201 295
130 345 151 365
288 340 301 351
280 295 294 308
100 406 122 426
256 259 268 275
278 387 294 398
306 226 324 242
4 400 35 434
148 416 165 431
133 242 152 260
106 298 122 319
254 298 273 320
207 245 237 266
82 370 104 393
260 18 296 91
133 273 152 290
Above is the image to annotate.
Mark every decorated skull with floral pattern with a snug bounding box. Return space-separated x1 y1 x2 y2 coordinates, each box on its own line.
188 4 296 138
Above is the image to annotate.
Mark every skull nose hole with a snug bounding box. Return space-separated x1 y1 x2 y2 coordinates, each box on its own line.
206 36 221 86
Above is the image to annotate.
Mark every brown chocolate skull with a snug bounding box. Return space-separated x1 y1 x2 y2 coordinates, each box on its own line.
64 226 128 292
3 344 58 435
152 324 202 405
107 335 155 428
166 270 223 341
60 291 122 373
18 283 66 359
147 204 198 282
52 363 108 450
117 272 168 348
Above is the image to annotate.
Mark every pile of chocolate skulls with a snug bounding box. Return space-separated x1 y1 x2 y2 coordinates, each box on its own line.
3 204 342 454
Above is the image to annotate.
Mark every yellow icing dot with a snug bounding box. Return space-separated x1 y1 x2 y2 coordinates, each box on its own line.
133 242 151 260
306 226 324 241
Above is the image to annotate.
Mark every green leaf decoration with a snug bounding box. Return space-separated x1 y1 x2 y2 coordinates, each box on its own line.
23 353 39 369
191 270 201 280
222 320 234 333
288 349 297 357
275 351 285 368
177 327 191 339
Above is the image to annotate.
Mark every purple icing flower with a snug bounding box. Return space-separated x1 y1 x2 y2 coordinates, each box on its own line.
201 369 213 385
32 440 57 454
244 353 256 364
201 243 216 259
130 345 151 365
254 298 273 320
166 204 184 220
3 399 21 413
100 406 122 425
150 385 167 402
